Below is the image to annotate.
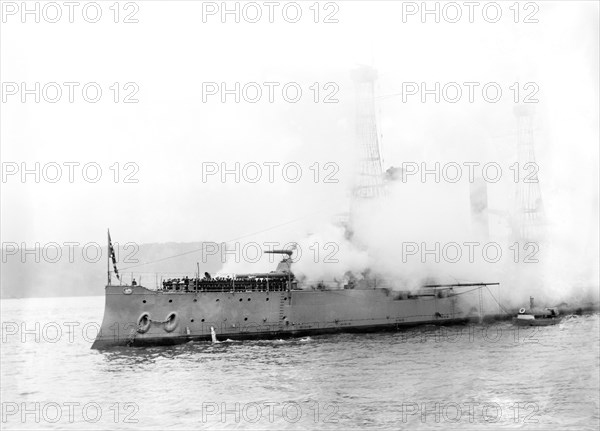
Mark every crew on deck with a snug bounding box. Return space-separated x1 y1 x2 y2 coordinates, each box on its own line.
160 274 291 292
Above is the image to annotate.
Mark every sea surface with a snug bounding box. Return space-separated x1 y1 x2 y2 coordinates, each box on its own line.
1 296 599 430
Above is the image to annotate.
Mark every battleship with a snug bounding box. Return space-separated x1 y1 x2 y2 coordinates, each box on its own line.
91 66 505 349
91 241 500 349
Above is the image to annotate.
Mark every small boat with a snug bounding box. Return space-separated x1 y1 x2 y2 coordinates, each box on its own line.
513 296 561 326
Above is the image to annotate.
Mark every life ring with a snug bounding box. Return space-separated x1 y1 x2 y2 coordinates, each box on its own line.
164 312 178 333
137 312 151 334
519 308 526 314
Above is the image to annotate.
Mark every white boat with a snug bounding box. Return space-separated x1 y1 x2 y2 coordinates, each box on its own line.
513 297 561 326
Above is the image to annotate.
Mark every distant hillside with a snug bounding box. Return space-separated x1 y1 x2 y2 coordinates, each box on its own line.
0 242 225 298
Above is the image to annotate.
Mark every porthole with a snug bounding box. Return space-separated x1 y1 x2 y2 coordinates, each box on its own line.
193 299 197 302
244 317 248 321
284 297 287 300
239 298 243 302
168 299 173 303
191 319 194 322
216 299 219 302
142 300 146 304
266 298 269 301
201 318 205 322
248 298 251 301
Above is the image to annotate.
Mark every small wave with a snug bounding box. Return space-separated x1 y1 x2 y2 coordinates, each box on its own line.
560 315 581 327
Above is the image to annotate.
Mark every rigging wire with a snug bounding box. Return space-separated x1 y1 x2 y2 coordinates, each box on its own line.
485 285 512 315
119 206 345 271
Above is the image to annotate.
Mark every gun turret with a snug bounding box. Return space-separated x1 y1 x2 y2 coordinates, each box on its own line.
264 249 294 273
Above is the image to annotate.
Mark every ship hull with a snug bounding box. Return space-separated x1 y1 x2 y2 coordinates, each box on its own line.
91 284 478 349
512 317 561 326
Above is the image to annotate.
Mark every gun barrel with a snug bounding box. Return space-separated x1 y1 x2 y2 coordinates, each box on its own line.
423 283 500 288
264 249 293 256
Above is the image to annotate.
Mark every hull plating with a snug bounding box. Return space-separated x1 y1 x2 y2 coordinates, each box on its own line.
91 284 477 349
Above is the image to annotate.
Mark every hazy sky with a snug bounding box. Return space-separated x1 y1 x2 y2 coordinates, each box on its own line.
2 0 598 257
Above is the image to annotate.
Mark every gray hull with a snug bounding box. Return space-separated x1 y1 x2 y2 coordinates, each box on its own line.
91 284 477 349
512 317 561 326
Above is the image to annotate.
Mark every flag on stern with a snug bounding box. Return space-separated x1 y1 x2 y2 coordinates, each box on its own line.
107 229 120 280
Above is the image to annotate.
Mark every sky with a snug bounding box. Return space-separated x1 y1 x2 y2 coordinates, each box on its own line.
1 1 599 301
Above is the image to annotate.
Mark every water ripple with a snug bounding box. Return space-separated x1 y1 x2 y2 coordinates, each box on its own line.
1 297 598 430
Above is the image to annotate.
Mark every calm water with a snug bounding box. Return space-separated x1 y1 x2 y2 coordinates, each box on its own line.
1 296 598 430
